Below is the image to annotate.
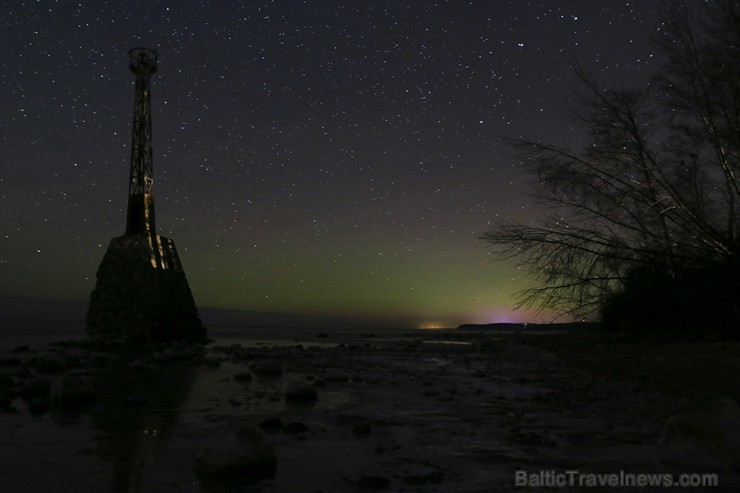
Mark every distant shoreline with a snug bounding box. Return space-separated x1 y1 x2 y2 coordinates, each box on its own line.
0 318 601 335
457 321 601 332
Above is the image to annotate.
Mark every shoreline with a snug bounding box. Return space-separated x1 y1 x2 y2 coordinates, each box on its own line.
1 325 738 491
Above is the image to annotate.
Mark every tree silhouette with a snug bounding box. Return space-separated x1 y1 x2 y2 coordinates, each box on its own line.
482 1 740 333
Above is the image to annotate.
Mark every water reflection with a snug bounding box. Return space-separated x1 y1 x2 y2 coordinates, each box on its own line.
91 362 198 493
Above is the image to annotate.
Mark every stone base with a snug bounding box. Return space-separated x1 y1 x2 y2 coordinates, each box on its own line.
87 233 206 343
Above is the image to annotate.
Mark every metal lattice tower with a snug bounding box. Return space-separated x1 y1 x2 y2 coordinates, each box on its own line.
87 47 204 343
126 47 158 236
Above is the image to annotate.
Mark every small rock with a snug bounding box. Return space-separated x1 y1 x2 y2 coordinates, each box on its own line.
0 357 22 367
509 431 557 447
50 375 97 409
19 377 52 399
14 366 32 378
251 362 283 377
35 353 66 373
62 349 87 368
194 425 276 480
204 357 221 368
285 382 317 403
233 372 253 383
282 421 309 434
163 348 188 360
88 351 119 366
125 395 151 408
151 352 167 363
659 399 740 470
260 417 283 431
28 397 49 415
324 372 349 383
0 392 12 409
127 360 153 369
403 471 444 485
354 424 372 435
358 476 391 490
0 375 14 390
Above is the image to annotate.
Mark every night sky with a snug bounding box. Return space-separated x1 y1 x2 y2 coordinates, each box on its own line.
1 1 668 328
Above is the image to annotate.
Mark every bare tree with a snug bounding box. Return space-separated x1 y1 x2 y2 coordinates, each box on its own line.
482 1 740 322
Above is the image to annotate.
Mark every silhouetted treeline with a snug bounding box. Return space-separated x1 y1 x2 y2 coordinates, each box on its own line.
482 1 740 337
600 262 740 338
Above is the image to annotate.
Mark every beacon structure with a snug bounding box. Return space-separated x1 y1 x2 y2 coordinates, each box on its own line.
87 48 204 342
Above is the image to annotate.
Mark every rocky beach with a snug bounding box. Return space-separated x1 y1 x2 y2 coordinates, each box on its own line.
0 324 738 492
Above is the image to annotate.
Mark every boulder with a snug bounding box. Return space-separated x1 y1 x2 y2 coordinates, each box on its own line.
50 375 97 409
194 425 276 480
658 398 740 470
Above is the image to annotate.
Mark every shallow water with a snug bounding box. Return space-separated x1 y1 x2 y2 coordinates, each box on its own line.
0 322 398 492
0 320 86 352
3 321 737 492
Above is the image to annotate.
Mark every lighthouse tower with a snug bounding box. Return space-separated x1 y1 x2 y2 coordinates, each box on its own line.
125 47 158 238
87 48 204 343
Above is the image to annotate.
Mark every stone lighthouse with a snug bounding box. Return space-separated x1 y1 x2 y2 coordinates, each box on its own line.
87 48 205 343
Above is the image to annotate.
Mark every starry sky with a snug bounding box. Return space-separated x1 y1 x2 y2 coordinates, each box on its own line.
1 1 670 328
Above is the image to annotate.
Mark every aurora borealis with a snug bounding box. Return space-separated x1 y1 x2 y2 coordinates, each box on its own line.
0 1 669 327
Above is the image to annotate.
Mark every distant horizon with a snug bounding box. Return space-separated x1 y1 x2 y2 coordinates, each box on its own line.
0 293 554 330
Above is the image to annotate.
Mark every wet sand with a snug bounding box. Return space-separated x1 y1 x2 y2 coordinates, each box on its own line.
0 326 737 492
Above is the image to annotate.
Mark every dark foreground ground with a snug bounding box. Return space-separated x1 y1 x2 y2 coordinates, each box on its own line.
0 325 738 492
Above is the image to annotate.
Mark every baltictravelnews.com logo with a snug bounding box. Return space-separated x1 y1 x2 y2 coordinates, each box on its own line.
514 469 719 488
